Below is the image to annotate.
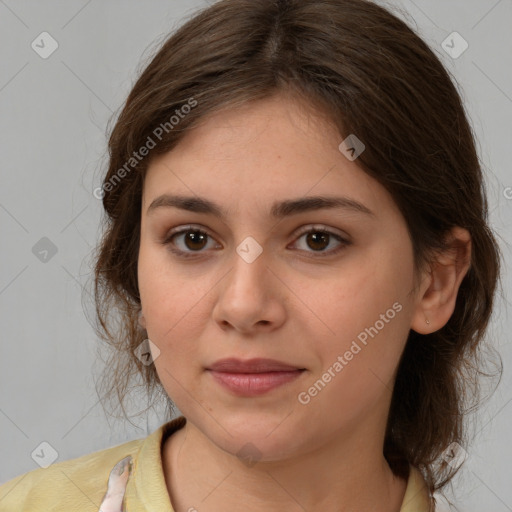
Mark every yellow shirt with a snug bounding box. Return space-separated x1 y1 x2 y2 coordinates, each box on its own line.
0 415 432 511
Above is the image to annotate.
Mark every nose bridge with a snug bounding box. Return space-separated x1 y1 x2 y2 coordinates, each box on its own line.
229 235 269 291
215 232 277 313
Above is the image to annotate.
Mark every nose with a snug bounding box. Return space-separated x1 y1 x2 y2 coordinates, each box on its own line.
212 245 286 334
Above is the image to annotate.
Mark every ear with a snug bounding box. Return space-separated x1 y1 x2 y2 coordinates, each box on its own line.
411 227 472 334
138 310 146 329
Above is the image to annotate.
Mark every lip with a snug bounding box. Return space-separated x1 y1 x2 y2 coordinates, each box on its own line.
207 357 304 373
206 358 306 397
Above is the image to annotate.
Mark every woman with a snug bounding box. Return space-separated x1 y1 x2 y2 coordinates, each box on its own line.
0 0 501 510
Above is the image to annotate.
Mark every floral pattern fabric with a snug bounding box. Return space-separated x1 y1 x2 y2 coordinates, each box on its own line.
98 456 132 512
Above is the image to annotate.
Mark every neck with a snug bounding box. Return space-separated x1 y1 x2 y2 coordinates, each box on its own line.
162 418 407 512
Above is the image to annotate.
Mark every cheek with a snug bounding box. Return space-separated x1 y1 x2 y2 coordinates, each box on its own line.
302 286 410 419
315 252 410 334
138 244 197 323
307 248 413 381
137 248 215 370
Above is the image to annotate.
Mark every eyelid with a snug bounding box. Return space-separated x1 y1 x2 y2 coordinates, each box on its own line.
163 224 217 243
293 224 349 240
163 223 349 241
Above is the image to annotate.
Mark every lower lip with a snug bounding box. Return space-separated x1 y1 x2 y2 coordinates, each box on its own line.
208 370 304 396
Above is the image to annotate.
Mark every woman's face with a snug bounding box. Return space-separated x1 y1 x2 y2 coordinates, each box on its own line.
138 93 423 461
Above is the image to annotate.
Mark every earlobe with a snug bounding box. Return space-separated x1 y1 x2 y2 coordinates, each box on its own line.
411 227 471 334
138 309 146 329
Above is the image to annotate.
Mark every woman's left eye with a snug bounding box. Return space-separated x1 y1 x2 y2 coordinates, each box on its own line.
161 225 350 259
292 227 350 256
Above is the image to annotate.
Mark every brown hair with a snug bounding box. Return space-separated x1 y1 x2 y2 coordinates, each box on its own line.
88 0 502 508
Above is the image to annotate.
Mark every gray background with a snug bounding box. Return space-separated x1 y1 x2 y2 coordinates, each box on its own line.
0 1 510 510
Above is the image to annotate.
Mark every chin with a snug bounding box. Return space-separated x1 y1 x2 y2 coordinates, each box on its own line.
202 413 313 463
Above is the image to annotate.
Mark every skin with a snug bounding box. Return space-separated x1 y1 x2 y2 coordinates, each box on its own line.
137 92 471 512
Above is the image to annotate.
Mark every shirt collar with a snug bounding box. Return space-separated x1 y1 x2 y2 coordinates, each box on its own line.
399 465 432 511
128 415 186 511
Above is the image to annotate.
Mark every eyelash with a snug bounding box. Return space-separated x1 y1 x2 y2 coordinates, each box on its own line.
161 224 351 259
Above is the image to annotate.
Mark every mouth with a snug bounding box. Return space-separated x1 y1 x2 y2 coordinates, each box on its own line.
206 357 305 373
205 358 306 396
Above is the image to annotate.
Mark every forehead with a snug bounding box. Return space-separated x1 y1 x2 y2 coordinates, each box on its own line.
164 93 339 163
141 94 394 221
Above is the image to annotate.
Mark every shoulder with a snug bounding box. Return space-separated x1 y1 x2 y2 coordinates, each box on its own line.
0 436 144 512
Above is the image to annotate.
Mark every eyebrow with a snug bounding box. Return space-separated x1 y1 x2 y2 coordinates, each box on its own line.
146 194 375 219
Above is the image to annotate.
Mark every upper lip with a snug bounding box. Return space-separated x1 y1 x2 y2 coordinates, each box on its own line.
207 358 304 373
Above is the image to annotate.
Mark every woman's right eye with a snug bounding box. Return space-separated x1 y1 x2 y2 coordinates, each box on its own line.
162 226 220 258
